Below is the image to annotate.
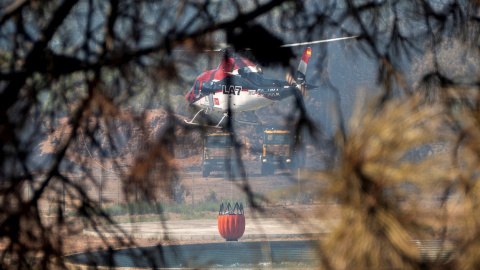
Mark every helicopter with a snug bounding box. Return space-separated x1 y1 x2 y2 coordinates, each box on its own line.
184 36 357 127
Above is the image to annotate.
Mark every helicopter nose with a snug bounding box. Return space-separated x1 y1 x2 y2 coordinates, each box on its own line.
185 88 193 103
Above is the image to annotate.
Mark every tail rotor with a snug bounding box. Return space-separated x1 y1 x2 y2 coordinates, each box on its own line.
286 47 313 99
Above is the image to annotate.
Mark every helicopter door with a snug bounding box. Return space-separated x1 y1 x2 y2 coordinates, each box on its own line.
207 93 214 111
200 82 214 110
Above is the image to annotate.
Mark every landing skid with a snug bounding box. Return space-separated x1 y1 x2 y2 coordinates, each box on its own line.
183 119 224 129
185 109 267 128
184 110 228 129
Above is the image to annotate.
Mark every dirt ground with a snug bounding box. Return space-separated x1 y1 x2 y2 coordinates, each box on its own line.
21 163 455 270
39 164 334 258
34 156 449 266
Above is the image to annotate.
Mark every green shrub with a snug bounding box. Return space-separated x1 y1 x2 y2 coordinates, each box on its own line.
100 199 223 223
205 189 218 202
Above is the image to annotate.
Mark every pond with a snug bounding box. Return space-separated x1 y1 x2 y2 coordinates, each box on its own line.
66 240 321 269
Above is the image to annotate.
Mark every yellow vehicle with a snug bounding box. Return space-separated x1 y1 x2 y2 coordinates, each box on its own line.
202 132 233 177
260 129 303 175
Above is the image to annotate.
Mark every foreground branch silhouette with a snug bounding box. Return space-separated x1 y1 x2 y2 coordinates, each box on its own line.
0 0 479 269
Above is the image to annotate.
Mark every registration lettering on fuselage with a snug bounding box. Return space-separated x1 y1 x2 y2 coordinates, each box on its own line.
222 85 242 95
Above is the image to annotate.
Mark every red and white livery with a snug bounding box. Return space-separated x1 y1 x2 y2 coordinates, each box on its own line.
185 47 315 127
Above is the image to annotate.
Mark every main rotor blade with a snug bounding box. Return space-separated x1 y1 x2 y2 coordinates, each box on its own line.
280 36 358 48
174 36 358 52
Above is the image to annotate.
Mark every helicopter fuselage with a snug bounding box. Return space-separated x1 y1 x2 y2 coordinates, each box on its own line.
186 72 298 113
184 47 313 127
185 56 299 114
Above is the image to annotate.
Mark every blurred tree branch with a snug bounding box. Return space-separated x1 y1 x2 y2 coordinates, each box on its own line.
0 0 480 269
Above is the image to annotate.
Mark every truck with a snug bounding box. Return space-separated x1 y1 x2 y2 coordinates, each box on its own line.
259 129 304 175
202 132 233 177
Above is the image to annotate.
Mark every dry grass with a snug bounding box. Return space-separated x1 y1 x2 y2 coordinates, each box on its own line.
303 95 460 269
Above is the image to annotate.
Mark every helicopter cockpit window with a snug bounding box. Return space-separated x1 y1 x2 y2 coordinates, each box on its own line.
194 80 200 96
201 81 213 93
238 67 251 77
